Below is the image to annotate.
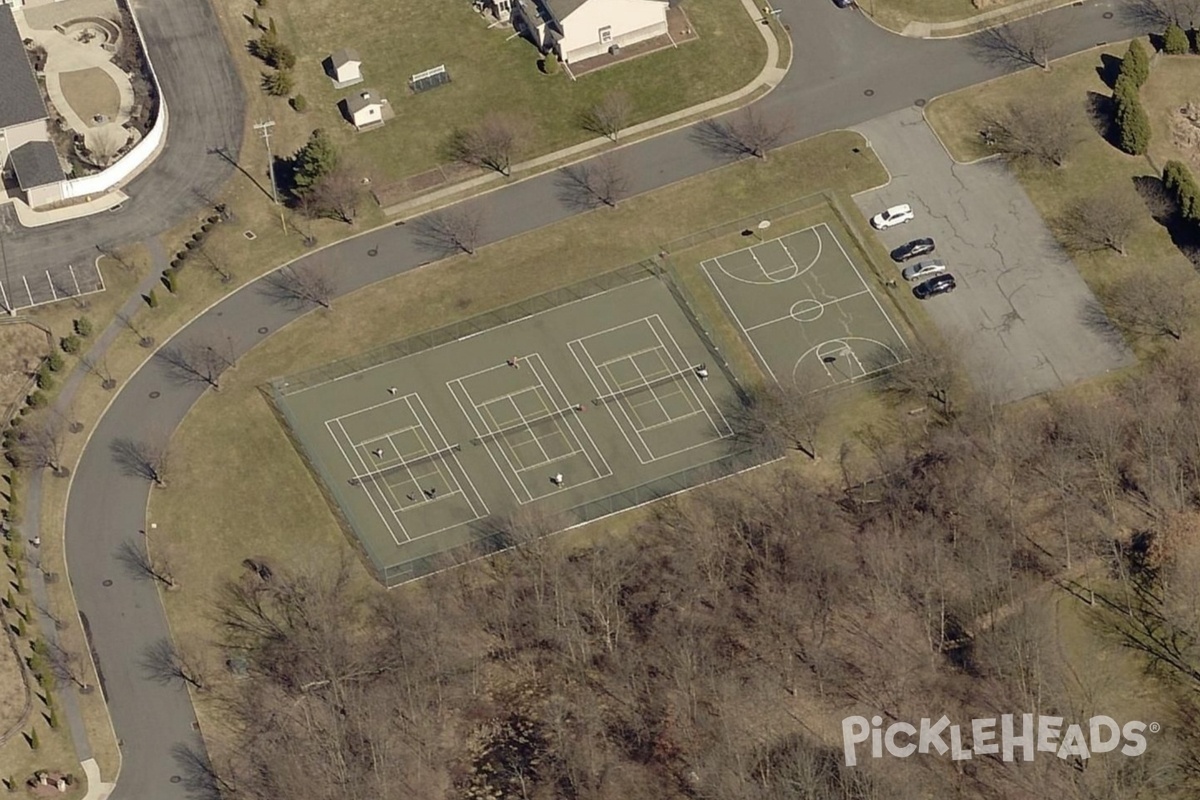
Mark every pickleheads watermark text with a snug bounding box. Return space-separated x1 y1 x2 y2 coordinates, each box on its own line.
842 714 1157 766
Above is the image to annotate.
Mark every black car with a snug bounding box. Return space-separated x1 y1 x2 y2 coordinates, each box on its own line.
914 274 956 299
890 237 936 263
833 0 854 7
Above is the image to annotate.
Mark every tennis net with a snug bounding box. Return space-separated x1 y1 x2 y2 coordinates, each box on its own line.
470 405 581 446
348 444 461 486
592 366 699 407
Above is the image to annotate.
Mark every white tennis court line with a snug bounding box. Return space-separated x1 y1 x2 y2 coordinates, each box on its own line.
327 417 409 545
403 393 489 540
743 290 872 333
651 315 733 439
568 339 652 464
575 334 656 463
449 378 529 503
525 356 612 480
532 352 614 479
330 393 416 425
621 352 673 422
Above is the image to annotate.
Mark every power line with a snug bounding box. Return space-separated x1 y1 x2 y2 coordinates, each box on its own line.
253 119 287 232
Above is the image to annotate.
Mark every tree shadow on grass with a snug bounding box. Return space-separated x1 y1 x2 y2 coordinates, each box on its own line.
1096 53 1123 90
1133 175 1200 270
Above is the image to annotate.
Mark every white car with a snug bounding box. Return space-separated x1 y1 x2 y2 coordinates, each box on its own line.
871 203 915 230
901 258 947 282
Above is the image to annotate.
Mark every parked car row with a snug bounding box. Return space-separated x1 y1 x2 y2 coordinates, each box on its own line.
872 205 957 300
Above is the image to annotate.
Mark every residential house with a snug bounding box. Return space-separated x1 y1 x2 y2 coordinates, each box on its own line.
328 48 363 88
344 89 389 131
514 0 668 65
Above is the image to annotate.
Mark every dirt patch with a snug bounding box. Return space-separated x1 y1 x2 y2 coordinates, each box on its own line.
0 323 52 423
58 68 121 124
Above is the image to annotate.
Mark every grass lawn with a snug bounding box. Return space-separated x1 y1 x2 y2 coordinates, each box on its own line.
0 323 51 421
57 69 121 122
147 129 888 665
228 0 766 185
0 619 27 737
925 39 1196 359
1140 54 1200 172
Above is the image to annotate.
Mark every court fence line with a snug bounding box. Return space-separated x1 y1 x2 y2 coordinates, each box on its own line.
657 191 830 255
270 259 661 396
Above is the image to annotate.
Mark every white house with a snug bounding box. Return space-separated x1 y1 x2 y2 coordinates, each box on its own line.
516 0 668 65
344 89 389 131
328 48 363 88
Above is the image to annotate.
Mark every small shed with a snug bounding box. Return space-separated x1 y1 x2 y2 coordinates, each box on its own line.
344 89 390 131
328 48 363 87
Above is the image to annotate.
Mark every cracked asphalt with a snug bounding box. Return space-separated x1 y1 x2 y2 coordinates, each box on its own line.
853 108 1133 402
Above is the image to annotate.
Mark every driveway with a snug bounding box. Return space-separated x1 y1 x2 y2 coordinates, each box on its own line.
853 108 1132 402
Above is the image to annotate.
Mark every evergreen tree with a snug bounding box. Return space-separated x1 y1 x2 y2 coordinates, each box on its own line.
292 129 339 195
1164 23 1190 54
1119 38 1150 87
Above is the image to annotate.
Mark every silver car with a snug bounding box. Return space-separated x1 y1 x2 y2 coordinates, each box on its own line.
902 258 947 282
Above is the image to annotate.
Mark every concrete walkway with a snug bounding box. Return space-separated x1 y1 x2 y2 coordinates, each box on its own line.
383 0 786 218
880 0 1074 38
14 9 136 156
8 192 129 228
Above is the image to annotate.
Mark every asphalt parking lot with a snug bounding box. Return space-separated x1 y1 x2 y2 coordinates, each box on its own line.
852 108 1132 403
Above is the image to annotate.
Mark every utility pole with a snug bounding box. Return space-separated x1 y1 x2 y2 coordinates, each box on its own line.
253 120 287 233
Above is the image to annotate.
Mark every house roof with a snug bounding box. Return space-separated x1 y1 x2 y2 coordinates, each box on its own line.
543 0 588 21
9 140 63 189
330 48 360 67
0 11 49 130
346 89 381 115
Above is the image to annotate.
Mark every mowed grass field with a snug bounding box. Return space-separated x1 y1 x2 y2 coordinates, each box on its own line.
259 0 767 182
57 68 121 122
925 39 1197 359
148 130 889 660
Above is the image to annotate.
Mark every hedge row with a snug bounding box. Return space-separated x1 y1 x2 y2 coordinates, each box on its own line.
1113 73 1151 156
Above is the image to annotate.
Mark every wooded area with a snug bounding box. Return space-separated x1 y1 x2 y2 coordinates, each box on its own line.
192 347 1200 799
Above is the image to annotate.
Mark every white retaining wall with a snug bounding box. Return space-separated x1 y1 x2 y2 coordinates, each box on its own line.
59 1 166 200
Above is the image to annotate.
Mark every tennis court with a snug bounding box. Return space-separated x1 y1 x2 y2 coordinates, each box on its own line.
702 221 908 390
272 275 743 584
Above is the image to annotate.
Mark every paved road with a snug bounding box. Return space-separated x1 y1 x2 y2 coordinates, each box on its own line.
1 0 243 281
60 4 1150 799
853 108 1133 402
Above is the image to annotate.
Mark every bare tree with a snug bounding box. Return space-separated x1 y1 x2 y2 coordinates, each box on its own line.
731 385 830 459
1124 0 1200 28
88 127 128 167
142 637 206 690
117 311 154 348
555 154 631 210
874 342 959 416
1054 193 1142 256
579 91 634 140
194 240 234 283
157 337 236 391
310 167 363 225
693 106 791 161
446 114 522 176
1102 269 1200 342
973 17 1062 70
10 421 67 476
109 436 169 487
411 207 484 257
47 642 93 692
116 538 176 587
81 354 118 390
981 100 1081 168
261 264 335 310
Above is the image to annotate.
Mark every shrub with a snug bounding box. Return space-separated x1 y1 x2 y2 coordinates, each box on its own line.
74 316 93 337
263 69 294 97
1163 160 1200 221
162 269 178 294
1117 96 1152 154
45 352 64 372
291 94 308 113
60 335 81 354
1120 39 1151 87
48 705 58 729
29 728 38 751
273 43 296 70
35 369 54 391
26 391 47 409
146 289 159 308
1164 23 1190 54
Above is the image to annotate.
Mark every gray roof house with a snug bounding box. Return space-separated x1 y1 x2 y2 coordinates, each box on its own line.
9 140 63 188
0 11 48 133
